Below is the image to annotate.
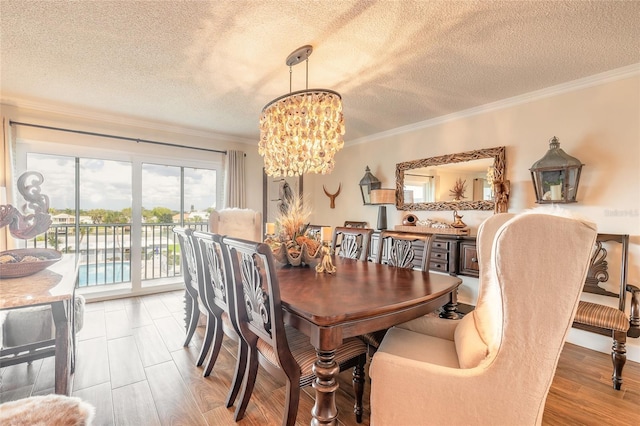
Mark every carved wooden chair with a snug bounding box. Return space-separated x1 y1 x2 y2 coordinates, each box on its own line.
362 230 436 353
331 226 373 261
172 227 202 350
572 233 640 390
222 236 368 425
304 224 324 240
375 230 434 270
191 231 246 407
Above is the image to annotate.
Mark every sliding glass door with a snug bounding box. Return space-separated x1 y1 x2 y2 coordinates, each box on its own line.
17 144 223 298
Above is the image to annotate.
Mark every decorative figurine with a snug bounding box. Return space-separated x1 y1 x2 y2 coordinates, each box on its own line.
493 180 510 213
315 243 336 274
451 210 467 228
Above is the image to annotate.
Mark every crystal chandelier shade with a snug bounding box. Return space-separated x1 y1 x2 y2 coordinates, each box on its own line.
259 46 345 177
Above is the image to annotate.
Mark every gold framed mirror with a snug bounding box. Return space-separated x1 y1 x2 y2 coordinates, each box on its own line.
396 146 506 211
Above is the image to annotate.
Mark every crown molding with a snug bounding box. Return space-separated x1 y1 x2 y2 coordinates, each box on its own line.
347 63 640 146
0 97 257 145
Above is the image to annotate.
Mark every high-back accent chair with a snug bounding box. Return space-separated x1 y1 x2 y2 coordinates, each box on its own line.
573 233 639 390
209 208 262 241
191 231 246 407
331 226 374 261
222 237 368 425
369 211 597 426
173 227 202 350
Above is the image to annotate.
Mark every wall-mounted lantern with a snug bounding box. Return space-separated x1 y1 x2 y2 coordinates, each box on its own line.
359 166 381 205
530 136 583 204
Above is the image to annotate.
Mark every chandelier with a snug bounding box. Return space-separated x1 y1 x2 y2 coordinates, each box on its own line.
259 45 345 177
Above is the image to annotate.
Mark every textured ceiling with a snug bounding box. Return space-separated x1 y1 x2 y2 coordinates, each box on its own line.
1 0 639 144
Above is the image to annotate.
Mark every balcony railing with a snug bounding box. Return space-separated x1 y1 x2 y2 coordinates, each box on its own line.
25 222 209 288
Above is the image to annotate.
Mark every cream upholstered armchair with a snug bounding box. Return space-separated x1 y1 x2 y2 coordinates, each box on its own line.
369 211 598 426
209 208 262 242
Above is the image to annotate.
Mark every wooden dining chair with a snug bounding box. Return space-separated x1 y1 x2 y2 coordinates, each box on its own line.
375 230 435 270
222 236 368 425
304 224 324 240
172 227 202 350
192 231 246 407
363 230 437 354
572 233 640 390
331 226 374 261
343 221 368 228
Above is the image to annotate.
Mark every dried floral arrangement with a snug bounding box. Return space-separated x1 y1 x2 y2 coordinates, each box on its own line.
265 184 320 266
449 178 467 201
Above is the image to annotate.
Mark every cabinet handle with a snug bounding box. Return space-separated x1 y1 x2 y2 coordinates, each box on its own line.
471 257 478 263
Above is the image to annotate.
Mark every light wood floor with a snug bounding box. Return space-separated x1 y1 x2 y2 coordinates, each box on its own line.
1 290 639 425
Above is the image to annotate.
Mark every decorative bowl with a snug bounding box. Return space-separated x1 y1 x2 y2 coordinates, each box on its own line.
272 242 321 267
0 248 63 279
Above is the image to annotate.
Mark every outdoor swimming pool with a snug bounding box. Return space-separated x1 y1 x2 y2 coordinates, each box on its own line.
78 263 131 287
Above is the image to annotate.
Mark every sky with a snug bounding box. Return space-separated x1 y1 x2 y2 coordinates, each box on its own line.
24 153 218 212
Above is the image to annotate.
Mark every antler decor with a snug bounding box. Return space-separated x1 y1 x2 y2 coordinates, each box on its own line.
0 171 52 239
323 184 341 209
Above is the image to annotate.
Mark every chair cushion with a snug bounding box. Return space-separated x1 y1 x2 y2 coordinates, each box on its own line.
454 312 489 368
395 311 458 340
376 326 460 368
575 301 629 332
1 306 53 348
257 325 367 380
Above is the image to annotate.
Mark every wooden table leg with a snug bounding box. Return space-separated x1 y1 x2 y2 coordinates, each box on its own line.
311 349 340 426
51 300 71 395
441 289 462 320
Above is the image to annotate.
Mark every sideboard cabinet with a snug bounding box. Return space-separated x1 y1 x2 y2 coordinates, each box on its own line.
369 231 478 278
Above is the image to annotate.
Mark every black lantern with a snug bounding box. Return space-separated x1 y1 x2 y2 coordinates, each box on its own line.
359 166 381 205
530 136 583 204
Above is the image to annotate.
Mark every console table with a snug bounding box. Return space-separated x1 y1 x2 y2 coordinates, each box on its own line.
0 254 79 395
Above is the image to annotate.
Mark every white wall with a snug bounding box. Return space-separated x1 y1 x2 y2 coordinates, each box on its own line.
305 71 640 361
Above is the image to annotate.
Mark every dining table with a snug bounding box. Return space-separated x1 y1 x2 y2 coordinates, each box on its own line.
0 254 79 395
275 256 462 426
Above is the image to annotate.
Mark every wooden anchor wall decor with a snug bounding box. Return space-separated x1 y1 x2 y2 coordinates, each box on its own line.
323 184 341 209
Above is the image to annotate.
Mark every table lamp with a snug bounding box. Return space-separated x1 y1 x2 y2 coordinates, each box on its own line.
370 188 396 230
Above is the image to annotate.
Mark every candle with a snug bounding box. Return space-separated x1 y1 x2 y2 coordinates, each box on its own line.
266 222 276 235
321 226 333 242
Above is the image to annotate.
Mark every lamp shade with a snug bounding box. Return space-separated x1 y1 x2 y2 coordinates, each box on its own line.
530 136 583 204
370 188 396 205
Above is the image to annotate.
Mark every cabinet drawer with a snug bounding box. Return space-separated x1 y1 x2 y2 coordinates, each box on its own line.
459 243 479 277
432 240 450 251
430 261 449 273
430 250 449 262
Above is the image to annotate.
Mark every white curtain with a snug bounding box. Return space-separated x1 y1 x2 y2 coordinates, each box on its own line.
1 117 16 251
225 150 245 208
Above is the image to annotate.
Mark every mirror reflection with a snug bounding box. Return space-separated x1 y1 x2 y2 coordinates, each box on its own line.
396 147 506 211
403 158 495 203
